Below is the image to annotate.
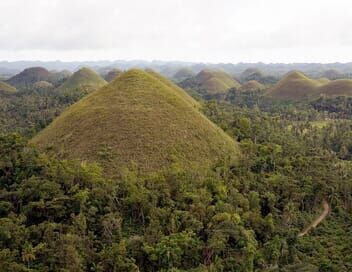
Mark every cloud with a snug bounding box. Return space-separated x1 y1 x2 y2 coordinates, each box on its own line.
0 0 351 62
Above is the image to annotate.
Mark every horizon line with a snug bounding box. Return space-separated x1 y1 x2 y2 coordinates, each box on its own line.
1 59 352 65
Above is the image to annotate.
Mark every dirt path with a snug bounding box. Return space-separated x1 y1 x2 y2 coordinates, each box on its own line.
298 199 330 237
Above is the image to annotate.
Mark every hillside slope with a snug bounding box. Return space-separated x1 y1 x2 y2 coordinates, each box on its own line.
32 69 239 175
0 81 17 94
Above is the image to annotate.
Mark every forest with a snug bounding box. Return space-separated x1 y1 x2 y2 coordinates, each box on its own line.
1 74 352 271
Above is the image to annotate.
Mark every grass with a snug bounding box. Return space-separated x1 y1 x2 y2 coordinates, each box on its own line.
32 69 239 175
0 81 17 94
56 67 107 94
145 69 200 109
309 120 330 129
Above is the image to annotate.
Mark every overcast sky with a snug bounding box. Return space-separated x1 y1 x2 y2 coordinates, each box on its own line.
1 0 352 63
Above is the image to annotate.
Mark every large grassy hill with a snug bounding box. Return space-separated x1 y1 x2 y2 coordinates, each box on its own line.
32 69 239 175
180 69 241 98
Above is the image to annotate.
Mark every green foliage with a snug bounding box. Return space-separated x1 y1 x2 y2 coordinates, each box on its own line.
1 68 352 271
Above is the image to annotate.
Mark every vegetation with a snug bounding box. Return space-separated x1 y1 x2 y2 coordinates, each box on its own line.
1 65 352 271
0 68 107 136
0 87 85 136
312 96 352 118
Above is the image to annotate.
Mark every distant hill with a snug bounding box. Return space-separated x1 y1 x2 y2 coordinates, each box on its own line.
49 70 72 86
172 68 195 82
32 69 238 175
240 68 278 84
104 69 123 82
55 67 107 94
0 81 17 94
240 80 265 92
180 69 241 98
321 69 344 80
240 68 263 81
266 71 352 101
266 71 321 101
6 67 51 89
316 79 352 97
